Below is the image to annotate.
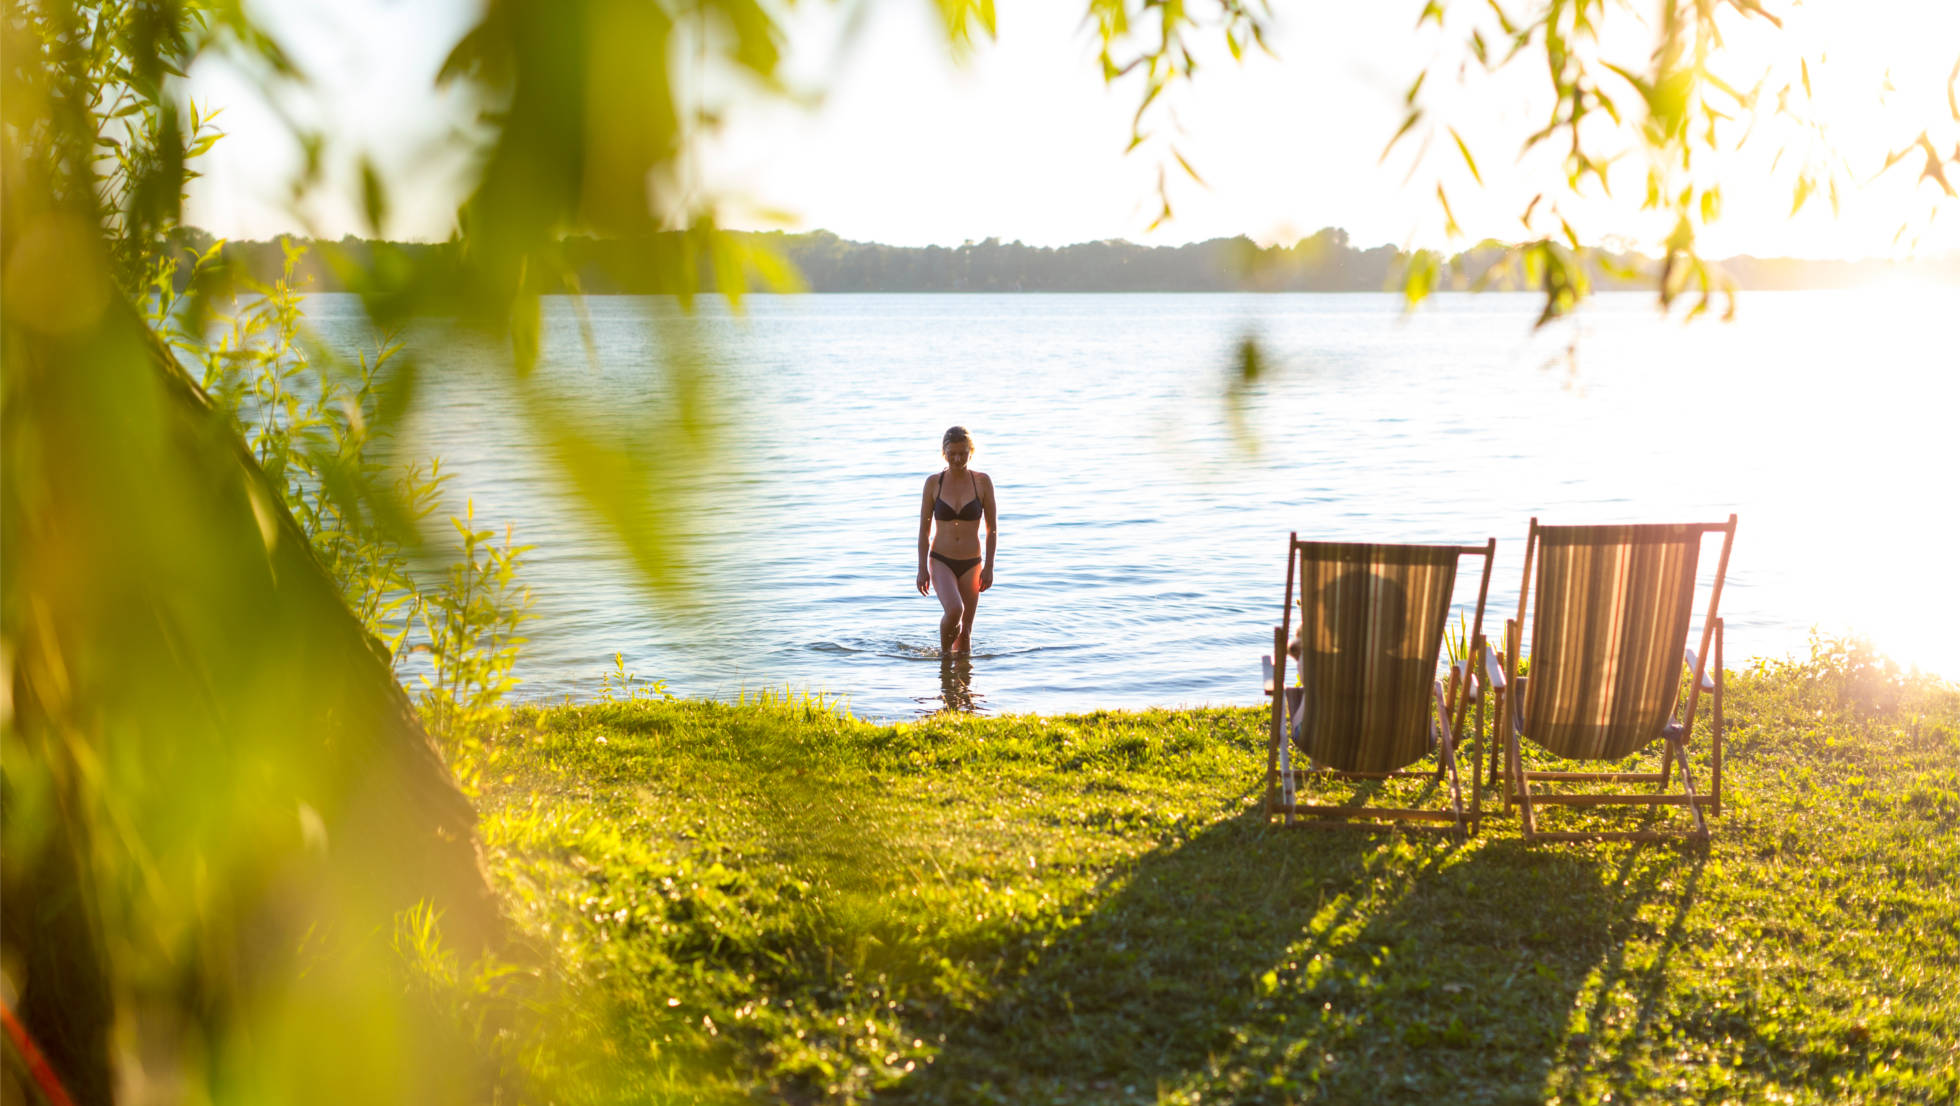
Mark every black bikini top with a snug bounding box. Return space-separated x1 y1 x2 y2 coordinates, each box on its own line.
933 471 984 522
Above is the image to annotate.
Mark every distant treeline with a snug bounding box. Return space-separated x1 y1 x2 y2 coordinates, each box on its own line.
172 226 1960 295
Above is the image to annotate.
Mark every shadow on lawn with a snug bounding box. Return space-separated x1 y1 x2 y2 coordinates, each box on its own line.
884 796 1706 1105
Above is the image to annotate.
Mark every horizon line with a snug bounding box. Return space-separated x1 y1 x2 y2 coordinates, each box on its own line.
174 225 1960 268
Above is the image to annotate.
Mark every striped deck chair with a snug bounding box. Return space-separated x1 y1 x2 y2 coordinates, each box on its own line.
1485 516 1737 842
1260 535 1497 836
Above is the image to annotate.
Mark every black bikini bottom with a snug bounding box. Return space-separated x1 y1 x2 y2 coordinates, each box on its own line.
930 550 983 578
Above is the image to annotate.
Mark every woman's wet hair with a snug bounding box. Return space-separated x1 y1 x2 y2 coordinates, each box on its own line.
942 426 975 457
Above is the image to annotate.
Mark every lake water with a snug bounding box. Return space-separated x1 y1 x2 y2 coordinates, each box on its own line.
304 290 1959 720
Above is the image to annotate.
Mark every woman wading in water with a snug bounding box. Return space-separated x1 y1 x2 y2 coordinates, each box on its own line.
916 426 996 655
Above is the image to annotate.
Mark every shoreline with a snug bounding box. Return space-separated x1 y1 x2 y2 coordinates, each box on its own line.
494 645 1960 724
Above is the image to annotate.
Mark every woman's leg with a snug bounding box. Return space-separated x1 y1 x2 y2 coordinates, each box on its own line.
928 558 964 654
952 564 982 653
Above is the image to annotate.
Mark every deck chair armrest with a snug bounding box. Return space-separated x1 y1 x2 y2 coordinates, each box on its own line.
1262 654 1275 696
1451 658 1480 701
1481 643 1507 691
1685 648 1715 691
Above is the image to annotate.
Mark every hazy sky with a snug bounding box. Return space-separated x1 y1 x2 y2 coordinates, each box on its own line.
184 0 1960 259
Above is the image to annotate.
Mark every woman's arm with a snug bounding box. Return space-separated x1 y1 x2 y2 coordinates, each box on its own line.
980 473 998 592
916 477 935 595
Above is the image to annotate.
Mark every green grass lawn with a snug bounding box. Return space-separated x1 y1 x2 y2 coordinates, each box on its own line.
425 650 1960 1104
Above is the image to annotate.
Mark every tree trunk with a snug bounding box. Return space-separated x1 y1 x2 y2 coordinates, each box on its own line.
3 259 505 1101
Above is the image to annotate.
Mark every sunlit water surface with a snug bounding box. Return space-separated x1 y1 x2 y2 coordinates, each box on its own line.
304 291 1959 719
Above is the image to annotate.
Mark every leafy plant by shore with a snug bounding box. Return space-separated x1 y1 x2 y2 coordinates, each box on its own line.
410 651 1959 1104
157 240 446 660
156 236 537 736
419 502 534 734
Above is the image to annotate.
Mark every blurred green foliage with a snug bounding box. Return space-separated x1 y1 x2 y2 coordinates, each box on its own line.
1386 0 1960 323
3 3 518 1102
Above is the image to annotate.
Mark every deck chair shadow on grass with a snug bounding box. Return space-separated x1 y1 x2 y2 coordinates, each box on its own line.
1259 536 1497 837
1485 516 1737 843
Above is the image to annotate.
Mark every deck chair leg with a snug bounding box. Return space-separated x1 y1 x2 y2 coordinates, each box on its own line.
1471 690 1484 834
1659 657 1679 790
1509 724 1538 838
1278 743 1295 826
1495 684 1508 806
1502 678 1522 813
1284 692 1306 825
1670 735 1709 838
1433 684 1468 838
1501 697 1513 811
1660 722 1674 790
1267 628 1285 818
1278 702 1297 828
1487 684 1503 789
1712 619 1725 817
1430 675 1445 781
1494 637 1515 793
1434 733 1466 839
1440 731 1467 839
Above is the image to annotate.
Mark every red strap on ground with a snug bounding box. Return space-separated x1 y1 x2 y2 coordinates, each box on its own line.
1 1001 77 1106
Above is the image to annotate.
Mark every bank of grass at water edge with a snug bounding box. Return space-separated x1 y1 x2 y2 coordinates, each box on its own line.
407 651 1960 1104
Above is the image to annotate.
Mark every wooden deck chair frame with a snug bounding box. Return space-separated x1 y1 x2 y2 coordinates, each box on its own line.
1261 534 1497 837
1484 515 1736 843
